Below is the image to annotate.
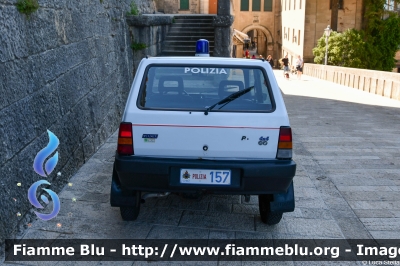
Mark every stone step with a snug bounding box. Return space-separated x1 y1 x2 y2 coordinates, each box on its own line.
173 21 213 26
165 34 214 41
169 23 214 32
164 40 215 45
162 44 215 50
173 16 214 20
160 15 215 57
160 50 214 56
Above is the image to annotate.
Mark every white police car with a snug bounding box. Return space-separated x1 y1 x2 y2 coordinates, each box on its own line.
110 40 296 225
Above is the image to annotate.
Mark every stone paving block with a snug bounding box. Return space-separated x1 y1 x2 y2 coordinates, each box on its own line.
294 187 321 199
135 262 216 266
209 230 235 239
154 195 174 208
389 210 400 217
299 208 333 220
321 197 354 209
353 209 395 218
360 218 400 231
292 176 315 188
235 231 272 239
179 211 254 232
328 208 359 219
170 197 210 212
140 196 158 208
328 175 393 186
208 195 241 204
94 260 134 266
294 198 327 209
6 260 61 266
21 229 60 239
232 204 259 215
78 192 110 203
335 218 373 239
341 191 400 201
58 201 118 221
348 201 400 210
369 230 400 239
23 215 76 235
208 202 232 213
336 185 393 192
68 218 149 239
135 206 183 226
284 218 344 238
218 262 242 266
54 262 105 266
255 218 288 235
266 262 294 266
294 262 356 266
280 207 302 218
146 225 209 239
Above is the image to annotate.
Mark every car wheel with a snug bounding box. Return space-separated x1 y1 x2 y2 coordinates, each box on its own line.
119 190 141 221
258 194 283 225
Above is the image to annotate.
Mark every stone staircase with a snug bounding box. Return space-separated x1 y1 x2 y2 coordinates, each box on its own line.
160 15 215 56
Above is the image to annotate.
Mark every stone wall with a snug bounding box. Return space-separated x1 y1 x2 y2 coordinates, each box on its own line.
0 0 155 244
304 63 400 101
154 0 179 13
126 14 172 71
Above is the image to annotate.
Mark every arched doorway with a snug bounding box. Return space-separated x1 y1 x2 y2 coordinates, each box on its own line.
241 25 274 59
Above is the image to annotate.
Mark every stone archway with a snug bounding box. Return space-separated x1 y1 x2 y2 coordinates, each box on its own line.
241 25 274 59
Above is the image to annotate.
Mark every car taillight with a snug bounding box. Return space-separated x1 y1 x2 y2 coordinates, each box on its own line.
117 122 134 155
276 126 292 159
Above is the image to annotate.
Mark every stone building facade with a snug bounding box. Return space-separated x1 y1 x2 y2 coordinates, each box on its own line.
231 0 282 61
154 0 282 60
281 0 364 65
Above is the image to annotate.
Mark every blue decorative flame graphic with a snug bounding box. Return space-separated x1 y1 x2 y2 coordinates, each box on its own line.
29 130 61 221
28 180 60 221
33 130 59 177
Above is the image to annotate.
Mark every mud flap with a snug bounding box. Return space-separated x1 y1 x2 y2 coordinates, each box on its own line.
269 181 295 213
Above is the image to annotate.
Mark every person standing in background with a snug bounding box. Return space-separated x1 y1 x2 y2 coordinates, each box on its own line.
281 55 290 79
266 55 274 69
295 55 304 80
244 48 250 59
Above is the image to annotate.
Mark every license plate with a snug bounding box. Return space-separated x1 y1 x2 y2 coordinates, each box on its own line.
180 169 231 185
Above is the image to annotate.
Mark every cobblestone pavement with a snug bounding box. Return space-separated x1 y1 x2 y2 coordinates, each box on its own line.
2 70 400 265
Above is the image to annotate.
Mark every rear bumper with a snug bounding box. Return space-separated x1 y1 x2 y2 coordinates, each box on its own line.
114 154 296 194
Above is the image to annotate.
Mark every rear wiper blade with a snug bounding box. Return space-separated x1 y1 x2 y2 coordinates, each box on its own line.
204 86 254 115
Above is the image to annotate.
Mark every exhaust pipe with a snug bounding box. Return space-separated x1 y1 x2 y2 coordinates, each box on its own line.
141 192 170 203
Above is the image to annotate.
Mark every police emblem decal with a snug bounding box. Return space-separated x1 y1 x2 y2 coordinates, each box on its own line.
182 171 190 179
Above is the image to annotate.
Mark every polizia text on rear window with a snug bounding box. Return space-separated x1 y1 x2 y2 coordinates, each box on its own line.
137 65 275 112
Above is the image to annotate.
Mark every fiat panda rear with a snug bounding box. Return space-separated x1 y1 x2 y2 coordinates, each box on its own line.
111 57 296 225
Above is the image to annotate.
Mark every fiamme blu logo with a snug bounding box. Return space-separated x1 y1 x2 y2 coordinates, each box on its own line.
28 130 60 221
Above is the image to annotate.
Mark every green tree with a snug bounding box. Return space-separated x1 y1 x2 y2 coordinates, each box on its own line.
363 1 400 71
313 29 367 69
313 0 400 71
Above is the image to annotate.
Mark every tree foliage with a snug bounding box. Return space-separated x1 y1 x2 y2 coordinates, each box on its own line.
313 29 367 68
313 0 400 71
363 0 400 71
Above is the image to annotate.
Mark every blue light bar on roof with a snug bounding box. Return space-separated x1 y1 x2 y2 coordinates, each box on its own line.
195 39 210 57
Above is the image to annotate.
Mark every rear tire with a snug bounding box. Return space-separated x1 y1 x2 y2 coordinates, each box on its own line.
258 194 283 225
119 190 141 221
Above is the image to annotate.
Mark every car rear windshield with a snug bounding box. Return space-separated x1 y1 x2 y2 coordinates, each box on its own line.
137 65 275 112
